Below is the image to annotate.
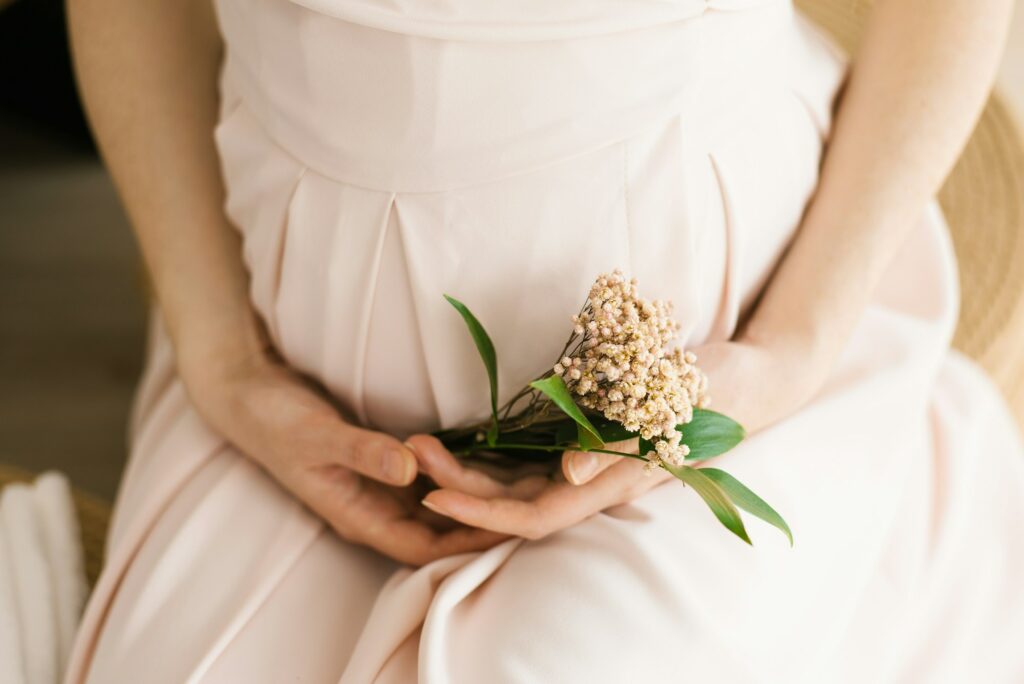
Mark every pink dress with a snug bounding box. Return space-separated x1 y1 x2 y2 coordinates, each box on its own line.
66 0 1024 681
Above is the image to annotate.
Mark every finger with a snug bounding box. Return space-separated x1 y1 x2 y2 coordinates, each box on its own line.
332 424 418 486
423 458 666 540
562 450 620 486
242 369 418 487
405 434 510 497
309 473 509 566
412 503 464 532
562 437 639 486
364 517 511 567
355 495 512 566
428 526 513 562
405 434 549 500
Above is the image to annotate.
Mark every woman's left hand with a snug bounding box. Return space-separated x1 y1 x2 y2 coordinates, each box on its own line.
412 337 824 541
410 433 665 540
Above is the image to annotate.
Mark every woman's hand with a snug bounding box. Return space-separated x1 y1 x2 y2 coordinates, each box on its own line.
415 337 819 541
679 338 826 434
182 338 510 567
70 0 507 566
416 435 668 540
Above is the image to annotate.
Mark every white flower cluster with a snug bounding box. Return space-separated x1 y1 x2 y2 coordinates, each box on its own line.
552 269 709 471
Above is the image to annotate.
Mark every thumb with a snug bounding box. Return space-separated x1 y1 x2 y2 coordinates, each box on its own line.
562 438 638 485
331 424 418 486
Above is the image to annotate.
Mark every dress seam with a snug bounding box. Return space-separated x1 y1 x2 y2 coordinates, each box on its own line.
353 193 398 427
391 200 444 431
622 139 635 276
705 153 740 341
225 94 675 196
266 166 309 350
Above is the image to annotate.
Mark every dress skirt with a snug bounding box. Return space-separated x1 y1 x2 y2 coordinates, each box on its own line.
66 0 1024 681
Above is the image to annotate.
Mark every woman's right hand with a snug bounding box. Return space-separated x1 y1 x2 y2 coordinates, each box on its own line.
178 333 510 567
69 0 508 569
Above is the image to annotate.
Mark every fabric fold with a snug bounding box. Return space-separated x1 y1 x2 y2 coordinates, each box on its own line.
1 484 56 684
0 473 87 684
31 475 87 672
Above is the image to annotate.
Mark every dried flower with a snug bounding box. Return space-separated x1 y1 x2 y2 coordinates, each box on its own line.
557 269 709 471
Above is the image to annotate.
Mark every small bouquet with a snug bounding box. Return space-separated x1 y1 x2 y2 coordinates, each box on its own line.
432 270 791 545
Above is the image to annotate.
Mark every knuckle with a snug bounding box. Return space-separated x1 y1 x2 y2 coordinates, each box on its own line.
314 481 364 538
347 438 379 474
330 467 363 504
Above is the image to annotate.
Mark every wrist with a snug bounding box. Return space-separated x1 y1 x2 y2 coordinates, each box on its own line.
168 303 271 392
738 321 834 406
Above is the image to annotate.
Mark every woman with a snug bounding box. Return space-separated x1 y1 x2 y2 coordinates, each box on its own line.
66 0 1023 681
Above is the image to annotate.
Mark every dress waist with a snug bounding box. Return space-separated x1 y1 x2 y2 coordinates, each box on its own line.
215 0 805 192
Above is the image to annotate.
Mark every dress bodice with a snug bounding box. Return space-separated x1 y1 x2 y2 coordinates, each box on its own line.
213 0 829 192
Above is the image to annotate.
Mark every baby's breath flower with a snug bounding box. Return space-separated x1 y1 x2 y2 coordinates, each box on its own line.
557 269 709 472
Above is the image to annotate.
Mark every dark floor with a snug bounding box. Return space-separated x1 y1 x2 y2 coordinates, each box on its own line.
0 114 146 499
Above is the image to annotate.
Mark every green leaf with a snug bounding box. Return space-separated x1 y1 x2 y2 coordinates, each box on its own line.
638 437 655 459
529 375 604 450
666 465 751 544
444 294 500 446
679 409 746 461
577 423 605 451
700 468 793 546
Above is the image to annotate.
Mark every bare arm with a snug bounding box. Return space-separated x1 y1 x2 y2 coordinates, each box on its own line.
67 0 506 564
701 0 1016 431
67 0 258 377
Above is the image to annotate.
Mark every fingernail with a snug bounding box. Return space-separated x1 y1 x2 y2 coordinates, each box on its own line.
568 452 599 485
421 498 444 514
404 440 426 466
386 447 415 484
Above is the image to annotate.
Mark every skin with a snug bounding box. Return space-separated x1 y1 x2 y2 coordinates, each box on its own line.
68 0 1013 557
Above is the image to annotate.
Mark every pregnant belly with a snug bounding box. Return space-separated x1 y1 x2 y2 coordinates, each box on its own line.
211 8 846 436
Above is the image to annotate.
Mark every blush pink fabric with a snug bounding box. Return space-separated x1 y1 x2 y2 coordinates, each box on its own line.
66 1 1024 681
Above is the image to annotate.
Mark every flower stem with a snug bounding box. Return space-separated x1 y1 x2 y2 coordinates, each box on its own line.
452 442 648 462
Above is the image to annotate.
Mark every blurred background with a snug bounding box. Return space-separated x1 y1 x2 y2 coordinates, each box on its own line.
1 0 1023 501
1 0 144 499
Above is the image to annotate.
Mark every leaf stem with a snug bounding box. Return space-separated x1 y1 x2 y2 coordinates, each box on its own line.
452 442 649 462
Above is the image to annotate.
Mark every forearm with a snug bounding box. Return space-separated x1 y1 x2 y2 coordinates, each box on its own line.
743 0 1013 380
67 0 262 374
